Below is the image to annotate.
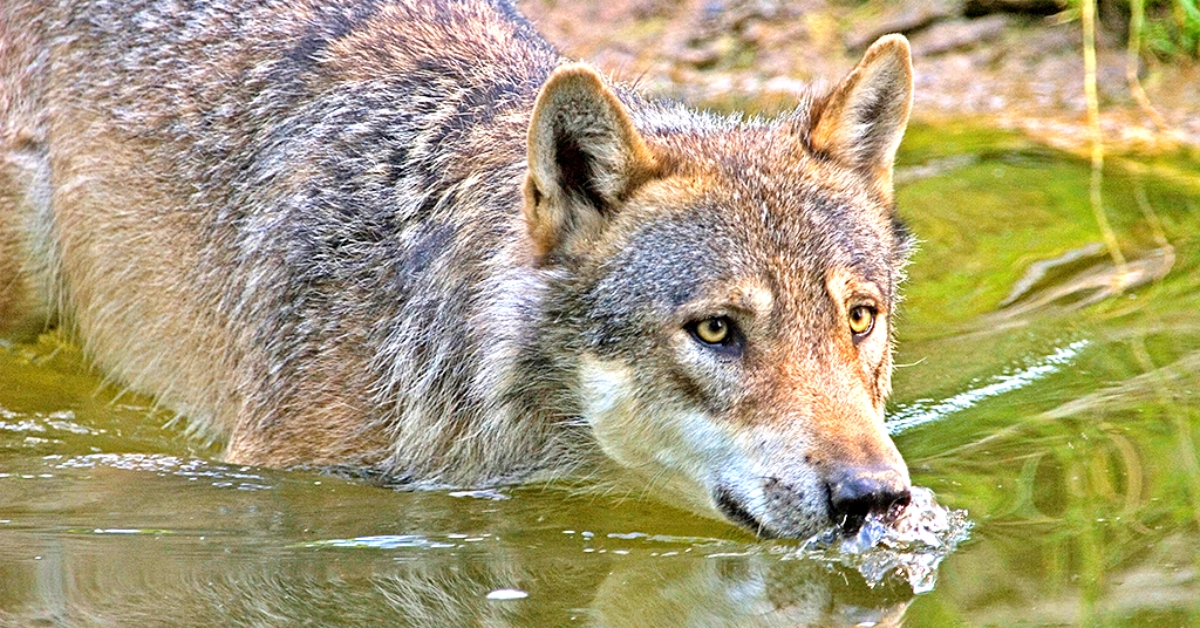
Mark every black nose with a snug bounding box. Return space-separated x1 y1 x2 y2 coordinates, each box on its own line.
827 467 911 534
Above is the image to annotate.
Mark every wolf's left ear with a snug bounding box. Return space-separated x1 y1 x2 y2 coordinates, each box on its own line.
524 64 658 260
808 35 913 199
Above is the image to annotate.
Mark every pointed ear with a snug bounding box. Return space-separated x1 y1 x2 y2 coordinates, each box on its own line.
523 64 658 259
808 34 913 197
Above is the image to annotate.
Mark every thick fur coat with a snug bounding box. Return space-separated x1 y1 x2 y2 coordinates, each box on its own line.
1 0 916 537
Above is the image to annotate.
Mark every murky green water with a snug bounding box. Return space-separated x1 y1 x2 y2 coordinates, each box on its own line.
2 125 1199 626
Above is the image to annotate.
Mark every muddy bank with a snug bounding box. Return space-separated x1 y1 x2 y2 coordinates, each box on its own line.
520 0 1199 154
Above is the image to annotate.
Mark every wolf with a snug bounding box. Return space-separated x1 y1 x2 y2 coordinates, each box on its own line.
0 0 915 538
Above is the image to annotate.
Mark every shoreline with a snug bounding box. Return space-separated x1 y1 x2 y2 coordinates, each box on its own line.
520 0 1200 155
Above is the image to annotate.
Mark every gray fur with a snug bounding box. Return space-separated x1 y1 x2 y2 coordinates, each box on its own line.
1 0 916 536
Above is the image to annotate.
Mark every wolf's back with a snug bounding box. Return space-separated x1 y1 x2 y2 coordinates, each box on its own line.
0 0 572 478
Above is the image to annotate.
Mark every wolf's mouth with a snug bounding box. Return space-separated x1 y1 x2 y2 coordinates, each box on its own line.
714 486 777 538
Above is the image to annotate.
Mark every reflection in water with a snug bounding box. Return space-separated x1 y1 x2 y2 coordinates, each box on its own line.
997 244 1175 312
0 530 913 627
888 339 1089 433
2 545 528 627
0 450 923 627
593 554 910 628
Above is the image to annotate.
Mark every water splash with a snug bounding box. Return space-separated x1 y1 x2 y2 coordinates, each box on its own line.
786 487 972 594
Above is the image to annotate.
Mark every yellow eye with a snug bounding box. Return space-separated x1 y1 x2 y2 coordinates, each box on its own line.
694 317 730 344
848 306 876 337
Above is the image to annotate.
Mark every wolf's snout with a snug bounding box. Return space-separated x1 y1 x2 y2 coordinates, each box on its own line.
826 467 911 534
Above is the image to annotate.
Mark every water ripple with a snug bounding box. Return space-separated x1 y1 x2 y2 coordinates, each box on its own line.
887 339 1089 434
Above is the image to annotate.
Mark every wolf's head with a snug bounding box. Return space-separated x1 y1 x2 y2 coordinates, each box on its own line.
523 36 914 538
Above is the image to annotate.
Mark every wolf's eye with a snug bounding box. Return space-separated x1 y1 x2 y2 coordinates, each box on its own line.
848 306 876 338
690 316 732 345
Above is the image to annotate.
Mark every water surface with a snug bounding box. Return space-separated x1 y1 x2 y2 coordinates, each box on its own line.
2 125 1199 626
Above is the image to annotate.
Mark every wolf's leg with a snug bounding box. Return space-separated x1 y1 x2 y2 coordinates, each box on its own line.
0 3 56 338
0 137 55 339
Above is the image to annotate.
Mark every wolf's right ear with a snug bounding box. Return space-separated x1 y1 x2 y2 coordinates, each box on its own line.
807 35 913 201
524 64 658 260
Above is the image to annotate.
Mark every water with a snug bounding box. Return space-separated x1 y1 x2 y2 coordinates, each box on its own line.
2 125 1199 626
797 487 972 595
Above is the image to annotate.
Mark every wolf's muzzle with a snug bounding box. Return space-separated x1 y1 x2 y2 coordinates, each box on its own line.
826 466 911 534
714 485 768 535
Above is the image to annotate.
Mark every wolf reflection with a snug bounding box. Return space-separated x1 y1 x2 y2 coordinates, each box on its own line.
1 541 911 627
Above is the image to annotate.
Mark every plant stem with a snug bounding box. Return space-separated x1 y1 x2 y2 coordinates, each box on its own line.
1126 0 1169 128
1082 0 1127 273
